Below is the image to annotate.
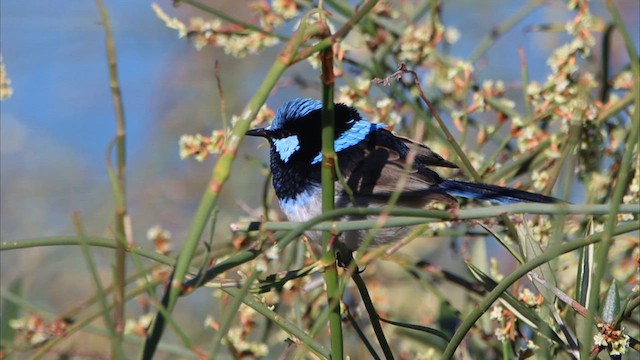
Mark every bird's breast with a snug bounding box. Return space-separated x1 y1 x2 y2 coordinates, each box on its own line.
278 185 323 223
277 185 417 249
278 185 323 243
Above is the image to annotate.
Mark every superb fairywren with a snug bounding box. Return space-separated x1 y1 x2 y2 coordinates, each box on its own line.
247 98 558 249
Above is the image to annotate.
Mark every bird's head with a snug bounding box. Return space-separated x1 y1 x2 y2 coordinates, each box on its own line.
247 98 384 166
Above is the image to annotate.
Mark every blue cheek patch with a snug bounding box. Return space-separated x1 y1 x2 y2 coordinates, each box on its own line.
273 136 300 163
311 121 385 164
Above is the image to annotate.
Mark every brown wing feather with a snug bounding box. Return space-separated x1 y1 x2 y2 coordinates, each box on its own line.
396 135 459 168
338 145 456 207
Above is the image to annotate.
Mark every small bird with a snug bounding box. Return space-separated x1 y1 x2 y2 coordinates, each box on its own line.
247 98 558 249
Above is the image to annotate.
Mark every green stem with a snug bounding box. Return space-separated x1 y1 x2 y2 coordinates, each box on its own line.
346 308 382 359
179 0 288 40
581 1 640 357
96 1 128 347
352 269 395 359
486 139 549 183
599 24 615 103
519 46 532 118
27 270 175 359
319 23 344 359
209 271 261 359
442 220 640 359
139 34 294 359
221 288 331 359
293 0 380 64
468 0 543 63
544 124 580 196
232 204 640 247
72 212 126 359
0 236 238 271
324 0 377 36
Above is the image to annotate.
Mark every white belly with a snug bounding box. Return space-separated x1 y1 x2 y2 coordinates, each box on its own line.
278 186 412 250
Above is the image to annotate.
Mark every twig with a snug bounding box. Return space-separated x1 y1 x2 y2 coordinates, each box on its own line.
345 306 382 360
441 220 639 359
350 256 395 360
228 203 640 236
177 0 288 40
96 0 128 349
139 15 328 359
73 212 126 359
582 1 640 357
318 13 345 358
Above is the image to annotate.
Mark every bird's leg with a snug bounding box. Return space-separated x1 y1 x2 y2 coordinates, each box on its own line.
335 249 352 268
335 242 355 269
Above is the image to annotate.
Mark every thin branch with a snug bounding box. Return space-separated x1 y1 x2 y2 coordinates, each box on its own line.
96 0 128 349
352 265 395 360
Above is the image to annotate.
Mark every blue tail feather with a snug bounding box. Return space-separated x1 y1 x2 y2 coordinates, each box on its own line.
439 179 559 205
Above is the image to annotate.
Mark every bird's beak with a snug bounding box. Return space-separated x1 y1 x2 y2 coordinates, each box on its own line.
246 128 269 138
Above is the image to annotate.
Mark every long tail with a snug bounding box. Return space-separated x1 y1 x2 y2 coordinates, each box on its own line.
439 179 559 204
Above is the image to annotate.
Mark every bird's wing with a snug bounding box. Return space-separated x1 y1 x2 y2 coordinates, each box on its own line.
338 142 457 207
395 135 459 168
